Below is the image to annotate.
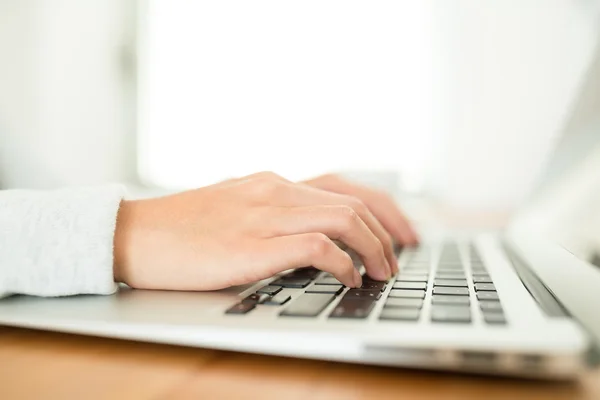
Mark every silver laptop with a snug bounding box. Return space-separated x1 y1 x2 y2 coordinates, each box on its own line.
2 60 600 382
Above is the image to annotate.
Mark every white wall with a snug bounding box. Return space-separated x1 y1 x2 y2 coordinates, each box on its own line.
138 1 436 192
0 0 137 189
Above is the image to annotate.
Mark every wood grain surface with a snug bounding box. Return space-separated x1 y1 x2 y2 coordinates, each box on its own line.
0 327 598 400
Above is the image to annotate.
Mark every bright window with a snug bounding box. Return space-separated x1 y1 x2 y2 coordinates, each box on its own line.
138 1 434 191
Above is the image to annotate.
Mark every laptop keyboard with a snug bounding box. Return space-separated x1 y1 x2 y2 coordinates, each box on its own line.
225 242 507 325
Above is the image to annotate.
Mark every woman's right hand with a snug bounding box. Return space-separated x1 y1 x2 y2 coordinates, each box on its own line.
113 172 397 291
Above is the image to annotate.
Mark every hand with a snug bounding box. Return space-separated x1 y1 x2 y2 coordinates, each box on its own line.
114 172 401 291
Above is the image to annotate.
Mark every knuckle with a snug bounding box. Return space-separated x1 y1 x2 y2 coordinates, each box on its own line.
249 177 281 199
343 196 369 218
307 233 332 257
344 195 366 211
253 171 281 180
335 205 360 232
322 173 342 184
338 204 360 222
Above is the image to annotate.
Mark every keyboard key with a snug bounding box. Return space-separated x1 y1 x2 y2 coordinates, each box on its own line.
226 302 256 314
330 299 376 319
264 293 291 306
470 243 481 255
480 301 503 312
402 270 430 277
358 281 387 291
433 287 469 296
271 278 312 288
436 273 466 280
437 268 464 275
385 298 424 308
285 267 320 279
477 292 499 301
242 293 270 304
483 312 507 324
440 250 461 258
406 256 429 261
432 295 470 305
473 276 493 283
362 275 386 282
380 308 420 321
280 293 336 317
439 260 462 267
475 283 496 291
388 289 426 299
344 289 382 301
440 260 462 265
441 241 459 250
404 259 429 265
314 276 344 285
402 265 429 271
396 275 428 282
471 271 490 277
393 281 427 290
306 285 344 295
405 260 429 266
257 285 282 296
406 255 429 262
437 264 464 270
431 306 471 323
434 279 468 287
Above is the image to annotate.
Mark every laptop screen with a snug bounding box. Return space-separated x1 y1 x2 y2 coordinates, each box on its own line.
511 46 600 267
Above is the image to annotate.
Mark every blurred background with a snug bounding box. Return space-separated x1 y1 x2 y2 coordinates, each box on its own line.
0 1 599 237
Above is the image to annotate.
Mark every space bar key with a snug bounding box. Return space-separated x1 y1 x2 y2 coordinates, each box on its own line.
280 293 336 317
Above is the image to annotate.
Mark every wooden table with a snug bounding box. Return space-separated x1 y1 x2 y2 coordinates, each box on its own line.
0 326 598 400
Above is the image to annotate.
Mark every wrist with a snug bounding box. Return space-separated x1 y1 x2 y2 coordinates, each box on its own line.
113 199 135 284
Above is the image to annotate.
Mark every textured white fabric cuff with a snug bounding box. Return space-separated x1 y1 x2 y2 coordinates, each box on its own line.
0 184 126 298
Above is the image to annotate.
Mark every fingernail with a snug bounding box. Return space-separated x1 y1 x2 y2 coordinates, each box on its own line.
386 260 393 279
353 269 363 288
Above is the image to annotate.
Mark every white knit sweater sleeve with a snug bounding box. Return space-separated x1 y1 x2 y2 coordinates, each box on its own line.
0 185 125 298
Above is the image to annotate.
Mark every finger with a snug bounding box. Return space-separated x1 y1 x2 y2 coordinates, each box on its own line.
277 185 394 278
303 174 418 246
366 195 419 246
336 185 419 246
262 205 390 281
333 194 397 275
258 233 362 287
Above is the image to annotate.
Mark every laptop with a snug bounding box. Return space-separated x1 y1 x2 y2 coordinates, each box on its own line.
2 62 600 383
